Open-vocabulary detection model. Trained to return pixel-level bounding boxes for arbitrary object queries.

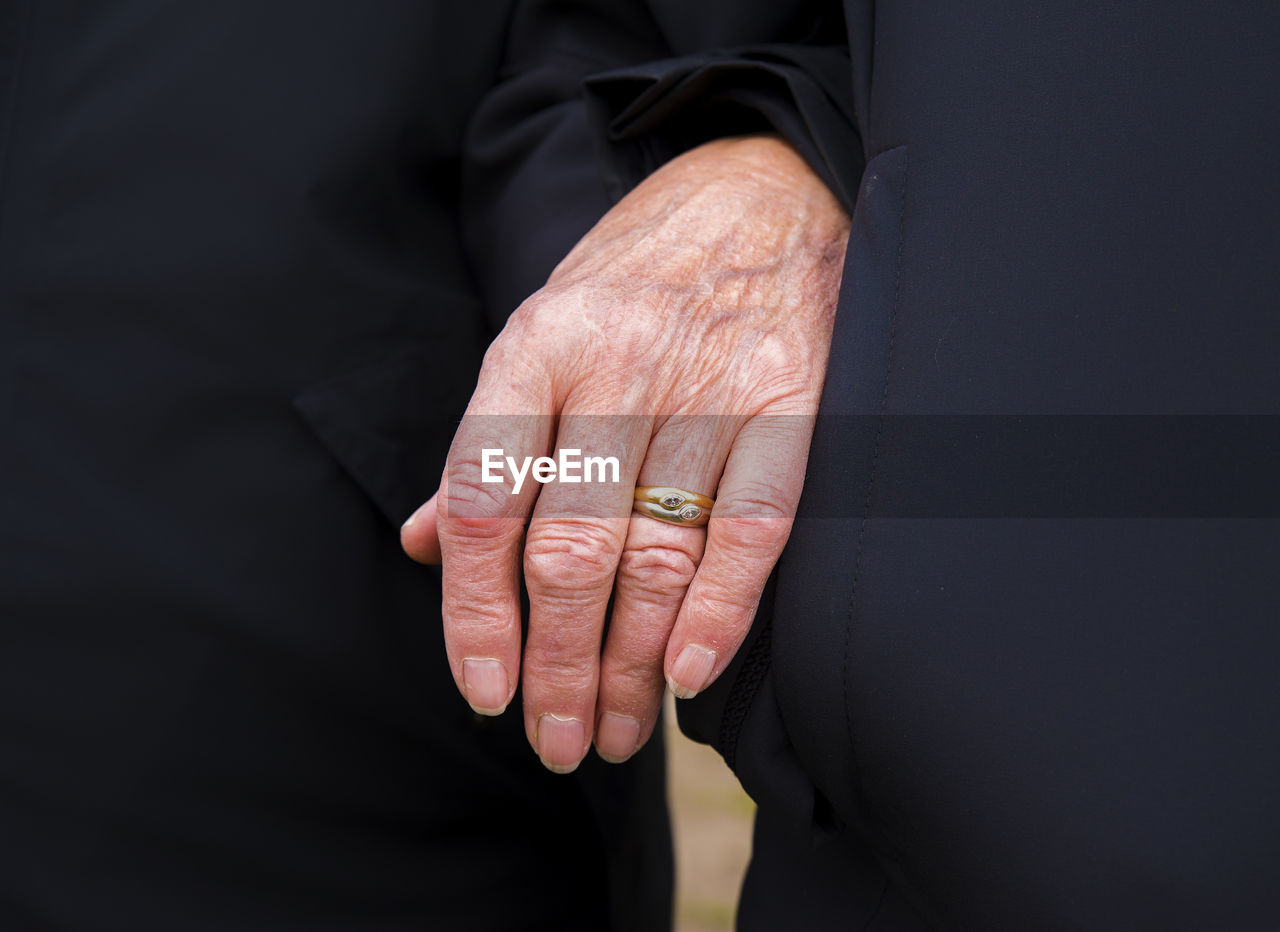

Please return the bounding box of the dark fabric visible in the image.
[588,2,1280,929]
[584,45,862,212]
[0,2,675,929]
[463,0,855,316]
[7,0,1279,928]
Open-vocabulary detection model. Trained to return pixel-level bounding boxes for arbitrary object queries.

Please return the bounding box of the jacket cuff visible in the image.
[584,46,863,212]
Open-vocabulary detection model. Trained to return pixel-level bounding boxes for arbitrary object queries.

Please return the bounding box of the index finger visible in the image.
[438,398,554,715]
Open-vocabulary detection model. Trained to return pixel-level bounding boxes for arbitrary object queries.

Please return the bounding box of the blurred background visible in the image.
[664,695,754,932]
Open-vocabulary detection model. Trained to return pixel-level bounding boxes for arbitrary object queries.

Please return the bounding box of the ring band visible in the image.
[633,486,715,528]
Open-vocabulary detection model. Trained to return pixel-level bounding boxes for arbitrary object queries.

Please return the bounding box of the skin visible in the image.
[401,134,850,773]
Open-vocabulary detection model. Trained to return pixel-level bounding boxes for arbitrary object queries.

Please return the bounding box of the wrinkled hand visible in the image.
[401,135,849,772]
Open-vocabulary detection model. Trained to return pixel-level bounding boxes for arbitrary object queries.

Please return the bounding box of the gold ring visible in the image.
[633,486,715,528]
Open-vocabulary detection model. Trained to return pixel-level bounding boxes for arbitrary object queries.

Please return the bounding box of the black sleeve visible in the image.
[461,0,863,325]
[584,42,862,212]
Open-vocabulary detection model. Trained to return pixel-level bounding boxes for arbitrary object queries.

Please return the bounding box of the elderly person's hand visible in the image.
[401,135,848,772]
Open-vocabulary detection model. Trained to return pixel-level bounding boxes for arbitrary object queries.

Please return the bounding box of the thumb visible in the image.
[401,490,442,564]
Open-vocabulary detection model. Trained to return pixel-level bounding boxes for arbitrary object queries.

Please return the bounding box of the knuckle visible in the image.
[476,334,512,374]
[735,344,820,407]
[503,293,589,361]
[711,519,791,566]
[443,599,518,646]
[440,468,518,538]
[522,646,597,695]
[597,674,663,720]
[688,586,756,640]
[447,612,516,648]
[745,331,801,374]
[478,319,544,371]
[723,480,796,522]
[523,521,619,595]
[532,624,600,670]
[617,543,699,596]
[714,491,795,549]
[601,643,666,689]
[503,291,550,330]
[524,607,600,673]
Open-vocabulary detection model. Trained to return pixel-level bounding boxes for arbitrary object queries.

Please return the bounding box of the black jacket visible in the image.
[4,0,1278,929]
[0,2,683,929]
[581,1,1280,928]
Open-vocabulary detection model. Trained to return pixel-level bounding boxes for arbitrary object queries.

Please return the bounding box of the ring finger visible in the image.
[593,414,741,762]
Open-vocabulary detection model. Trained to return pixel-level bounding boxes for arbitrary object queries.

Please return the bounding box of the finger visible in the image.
[665,414,814,699]
[520,414,650,772]
[594,519,704,762]
[439,398,554,717]
[593,415,736,762]
[401,490,442,565]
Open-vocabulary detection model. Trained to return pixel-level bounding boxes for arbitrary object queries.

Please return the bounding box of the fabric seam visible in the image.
[841,146,907,775]
[717,607,773,769]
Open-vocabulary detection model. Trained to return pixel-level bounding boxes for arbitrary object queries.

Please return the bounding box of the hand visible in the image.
[401,135,849,772]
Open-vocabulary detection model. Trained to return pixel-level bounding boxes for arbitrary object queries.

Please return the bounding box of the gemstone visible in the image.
[660,493,684,509]
[678,505,702,522]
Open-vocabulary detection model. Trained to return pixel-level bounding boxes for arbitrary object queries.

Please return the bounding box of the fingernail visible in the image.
[401,509,418,530]
[462,658,509,715]
[537,714,586,774]
[668,644,717,699]
[595,713,641,763]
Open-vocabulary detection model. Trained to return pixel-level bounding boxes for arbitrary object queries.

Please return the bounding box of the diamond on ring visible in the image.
[633,486,715,529]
